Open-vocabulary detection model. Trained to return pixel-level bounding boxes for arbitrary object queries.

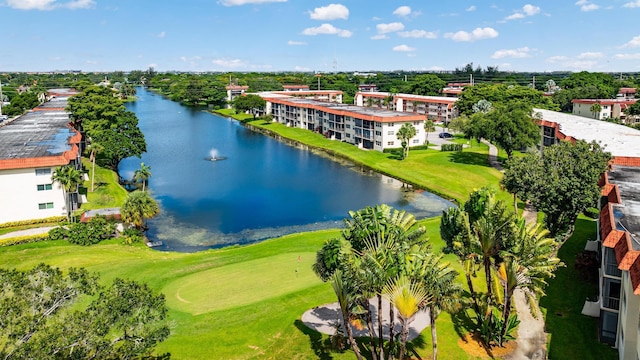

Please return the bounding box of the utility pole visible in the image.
[470,74,474,86]
[532,75,536,89]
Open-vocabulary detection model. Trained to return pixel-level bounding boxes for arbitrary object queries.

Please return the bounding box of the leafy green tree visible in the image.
[133,162,152,192]
[624,101,640,117]
[531,140,611,237]
[456,84,557,116]
[67,86,146,170]
[52,165,84,221]
[467,101,541,158]
[396,122,417,159]
[404,74,446,96]
[501,152,543,213]
[232,94,266,119]
[330,270,364,360]
[0,264,169,359]
[121,190,160,230]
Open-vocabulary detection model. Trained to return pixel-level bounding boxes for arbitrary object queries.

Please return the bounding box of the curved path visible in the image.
[302,298,430,341]
[0,227,55,240]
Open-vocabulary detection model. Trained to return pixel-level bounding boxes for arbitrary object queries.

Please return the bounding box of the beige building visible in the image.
[354,92,458,123]
[572,99,638,124]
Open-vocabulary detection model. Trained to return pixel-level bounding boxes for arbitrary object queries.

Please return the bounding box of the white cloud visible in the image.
[428,66,445,71]
[575,1,600,11]
[614,53,640,59]
[7,0,94,10]
[577,51,604,59]
[523,4,541,15]
[623,0,640,8]
[393,44,415,52]
[370,34,388,40]
[393,6,411,16]
[156,31,166,38]
[212,58,247,68]
[294,66,310,71]
[491,47,532,59]
[505,4,540,20]
[466,5,476,11]
[444,27,498,42]
[308,4,349,20]
[219,0,286,6]
[180,56,187,62]
[622,35,640,48]
[302,23,353,37]
[546,55,569,63]
[376,22,405,34]
[398,30,437,39]
[287,40,307,45]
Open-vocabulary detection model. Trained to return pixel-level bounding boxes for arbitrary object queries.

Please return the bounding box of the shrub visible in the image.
[121,228,144,245]
[48,226,68,241]
[0,234,49,247]
[441,143,463,152]
[67,216,116,246]
[0,216,66,229]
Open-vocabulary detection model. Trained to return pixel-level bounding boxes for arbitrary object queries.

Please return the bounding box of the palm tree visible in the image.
[52,165,84,221]
[420,254,463,360]
[331,270,364,360]
[86,140,104,192]
[133,162,152,192]
[590,103,602,119]
[383,275,431,360]
[120,190,159,230]
[498,218,562,338]
[396,123,417,160]
[424,119,435,145]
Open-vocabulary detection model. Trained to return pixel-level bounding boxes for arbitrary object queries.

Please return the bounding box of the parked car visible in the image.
[439,132,453,139]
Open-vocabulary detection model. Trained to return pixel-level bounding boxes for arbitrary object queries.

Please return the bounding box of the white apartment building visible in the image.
[354,92,458,123]
[0,94,82,224]
[262,95,427,152]
[572,99,638,124]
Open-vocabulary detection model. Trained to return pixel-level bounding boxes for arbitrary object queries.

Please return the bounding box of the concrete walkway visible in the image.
[481,140,547,360]
[0,227,55,240]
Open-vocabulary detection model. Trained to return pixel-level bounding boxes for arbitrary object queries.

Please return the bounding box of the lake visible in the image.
[119,88,454,251]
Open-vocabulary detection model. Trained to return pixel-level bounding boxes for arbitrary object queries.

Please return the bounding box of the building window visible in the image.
[346,134,351,138]
[387,141,394,146]
[37,184,53,191]
[388,131,394,135]
[35,168,51,176]
[375,141,382,146]
[375,131,382,136]
[38,202,54,210]
[412,139,420,144]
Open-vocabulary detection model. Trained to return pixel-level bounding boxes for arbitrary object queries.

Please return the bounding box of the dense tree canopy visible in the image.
[0,264,169,359]
[456,84,558,116]
[501,140,612,237]
[232,94,266,119]
[67,86,146,170]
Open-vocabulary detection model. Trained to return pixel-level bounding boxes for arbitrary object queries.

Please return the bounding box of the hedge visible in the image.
[0,216,66,229]
[441,143,463,152]
[0,233,49,247]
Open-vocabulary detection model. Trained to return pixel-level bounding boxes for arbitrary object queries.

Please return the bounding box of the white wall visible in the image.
[618,271,640,360]
[0,167,66,223]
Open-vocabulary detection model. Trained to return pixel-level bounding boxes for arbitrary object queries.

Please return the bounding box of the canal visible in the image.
[119,88,454,251]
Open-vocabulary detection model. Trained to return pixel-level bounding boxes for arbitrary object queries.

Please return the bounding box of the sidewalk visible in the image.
[0,227,55,240]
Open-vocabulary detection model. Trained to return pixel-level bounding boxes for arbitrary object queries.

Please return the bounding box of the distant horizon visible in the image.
[3,1,640,73]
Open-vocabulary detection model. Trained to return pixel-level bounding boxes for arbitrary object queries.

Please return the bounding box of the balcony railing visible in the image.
[602,296,620,310]
[604,263,622,277]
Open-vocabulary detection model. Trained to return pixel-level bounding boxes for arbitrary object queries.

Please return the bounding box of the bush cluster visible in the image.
[0,234,49,247]
[49,216,116,246]
[0,216,66,229]
[441,143,463,152]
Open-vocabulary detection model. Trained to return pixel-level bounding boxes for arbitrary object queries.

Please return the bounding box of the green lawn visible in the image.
[246,120,505,205]
[81,158,128,210]
[540,217,617,360]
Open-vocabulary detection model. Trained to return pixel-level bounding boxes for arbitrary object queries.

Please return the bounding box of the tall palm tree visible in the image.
[424,119,435,145]
[498,218,562,338]
[396,123,417,160]
[86,140,104,192]
[120,190,159,230]
[420,254,463,360]
[133,162,152,192]
[331,270,364,360]
[383,275,431,360]
[52,165,84,221]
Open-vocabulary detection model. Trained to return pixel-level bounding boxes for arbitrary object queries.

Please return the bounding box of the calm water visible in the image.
[119,88,454,251]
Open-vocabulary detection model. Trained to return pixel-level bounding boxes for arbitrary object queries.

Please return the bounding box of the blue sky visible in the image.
[2,0,640,73]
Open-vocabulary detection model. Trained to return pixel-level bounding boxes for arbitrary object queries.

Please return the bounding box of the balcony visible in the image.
[602,295,620,310]
[604,263,622,278]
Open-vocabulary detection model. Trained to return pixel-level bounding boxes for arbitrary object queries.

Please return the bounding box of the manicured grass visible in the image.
[247,120,505,204]
[213,108,254,121]
[81,158,128,210]
[540,217,617,360]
